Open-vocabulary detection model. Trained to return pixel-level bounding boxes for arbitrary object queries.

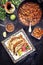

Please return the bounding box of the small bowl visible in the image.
[4,2,15,14]
[31,26,43,40]
[5,23,15,32]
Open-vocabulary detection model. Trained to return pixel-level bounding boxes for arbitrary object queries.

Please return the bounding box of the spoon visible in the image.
[28,22,32,33]
[25,19,32,33]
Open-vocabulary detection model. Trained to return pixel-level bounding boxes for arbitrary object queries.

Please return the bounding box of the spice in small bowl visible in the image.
[5,23,15,32]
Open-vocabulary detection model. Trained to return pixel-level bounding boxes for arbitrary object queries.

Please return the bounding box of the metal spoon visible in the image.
[28,22,32,33]
[25,19,32,33]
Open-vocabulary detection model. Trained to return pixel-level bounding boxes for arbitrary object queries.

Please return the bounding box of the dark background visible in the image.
[0,0,43,65]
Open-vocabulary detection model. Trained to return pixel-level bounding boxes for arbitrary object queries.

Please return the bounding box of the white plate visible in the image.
[1,29,35,63]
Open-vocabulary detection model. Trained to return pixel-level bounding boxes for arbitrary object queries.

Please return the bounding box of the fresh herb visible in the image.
[0,6,6,21]
[11,0,22,8]
[1,0,8,4]
[26,45,29,49]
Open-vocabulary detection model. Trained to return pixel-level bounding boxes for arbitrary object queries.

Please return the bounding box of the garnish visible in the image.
[11,0,22,8]
[22,45,26,52]
[18,49,22,56]
[0,6,6,21]
[26,45,30,49]
[3,31,7,37]
[1,0,8,5]
[10,14,16,21]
